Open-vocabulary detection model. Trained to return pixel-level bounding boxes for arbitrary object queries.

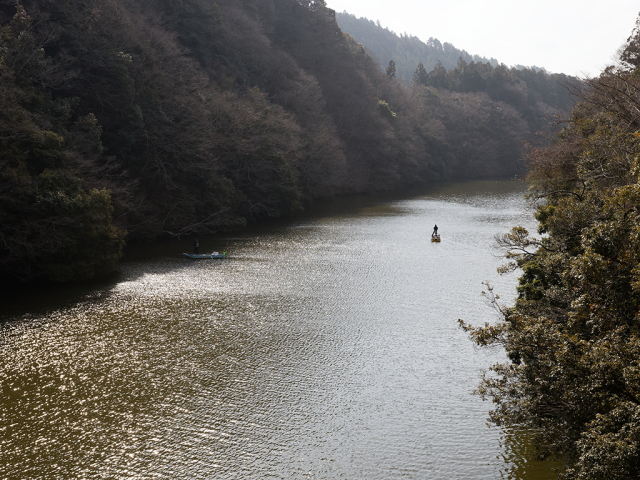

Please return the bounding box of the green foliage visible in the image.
[0,2,125,283]
[34,178,126,282]
[0,167,125,282]
[462,15,640,479]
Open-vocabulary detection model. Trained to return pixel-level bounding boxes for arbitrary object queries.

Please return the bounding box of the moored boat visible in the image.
[183,252,226,259]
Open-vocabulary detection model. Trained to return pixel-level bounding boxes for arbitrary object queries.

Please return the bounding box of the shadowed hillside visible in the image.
[0,0,578,283]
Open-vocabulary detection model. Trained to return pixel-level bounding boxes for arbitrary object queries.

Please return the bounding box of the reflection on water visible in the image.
[1,181,558,479]
[501,429,565,479]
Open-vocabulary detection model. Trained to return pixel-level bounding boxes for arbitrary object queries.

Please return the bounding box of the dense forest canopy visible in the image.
[0,0,577,284]
[461,14,640,480]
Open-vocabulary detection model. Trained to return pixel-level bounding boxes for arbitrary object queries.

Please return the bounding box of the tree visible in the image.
[0,3,125,283]
[461,14,640,479]
[412,62,428,86]
[428,60,448,88]
[386,59,396,78]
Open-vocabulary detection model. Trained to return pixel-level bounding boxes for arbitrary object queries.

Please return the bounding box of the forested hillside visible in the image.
[336,11,499,82]
[0,0,577,284]
[462,15,640,480]
[336,11,577,139]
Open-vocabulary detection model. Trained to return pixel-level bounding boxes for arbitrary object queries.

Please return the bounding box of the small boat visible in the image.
[183,252,226,259]
[431,235,441,242]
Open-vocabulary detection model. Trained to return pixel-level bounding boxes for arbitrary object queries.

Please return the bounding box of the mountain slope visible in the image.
[335,12,499,83]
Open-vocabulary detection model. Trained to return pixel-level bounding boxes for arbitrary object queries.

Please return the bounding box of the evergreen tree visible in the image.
[429,60,448,88]
[386,59,396,78]
[412,62,428,85]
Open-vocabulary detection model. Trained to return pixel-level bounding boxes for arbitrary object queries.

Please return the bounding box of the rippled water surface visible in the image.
[1,180,560,479]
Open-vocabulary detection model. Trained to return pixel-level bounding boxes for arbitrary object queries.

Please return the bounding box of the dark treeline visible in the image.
[0,0,577,284]
[462,15,640,480]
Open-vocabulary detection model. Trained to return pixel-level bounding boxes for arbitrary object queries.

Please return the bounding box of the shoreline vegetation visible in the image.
[0,0,576,285]
[462,15,640,480]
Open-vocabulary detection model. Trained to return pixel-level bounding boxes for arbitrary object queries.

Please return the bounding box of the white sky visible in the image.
[325,0,640,77]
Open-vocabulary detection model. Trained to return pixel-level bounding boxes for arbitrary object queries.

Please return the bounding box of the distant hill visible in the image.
[335,11,576,128]
[336,12,500,82]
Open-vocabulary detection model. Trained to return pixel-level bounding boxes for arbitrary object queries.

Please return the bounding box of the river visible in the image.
[0,180,560,479]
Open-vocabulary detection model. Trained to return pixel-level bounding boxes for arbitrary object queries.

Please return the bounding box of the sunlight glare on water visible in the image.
[0,180,558,479]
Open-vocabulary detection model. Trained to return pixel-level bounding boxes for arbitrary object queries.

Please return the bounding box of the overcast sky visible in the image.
[325,0,639,77]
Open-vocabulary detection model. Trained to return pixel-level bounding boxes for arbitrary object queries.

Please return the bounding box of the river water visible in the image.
[0,180,560,479]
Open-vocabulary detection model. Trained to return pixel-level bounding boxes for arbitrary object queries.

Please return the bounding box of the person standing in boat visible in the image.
[194,239,199,254]
[432,225,438,237]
